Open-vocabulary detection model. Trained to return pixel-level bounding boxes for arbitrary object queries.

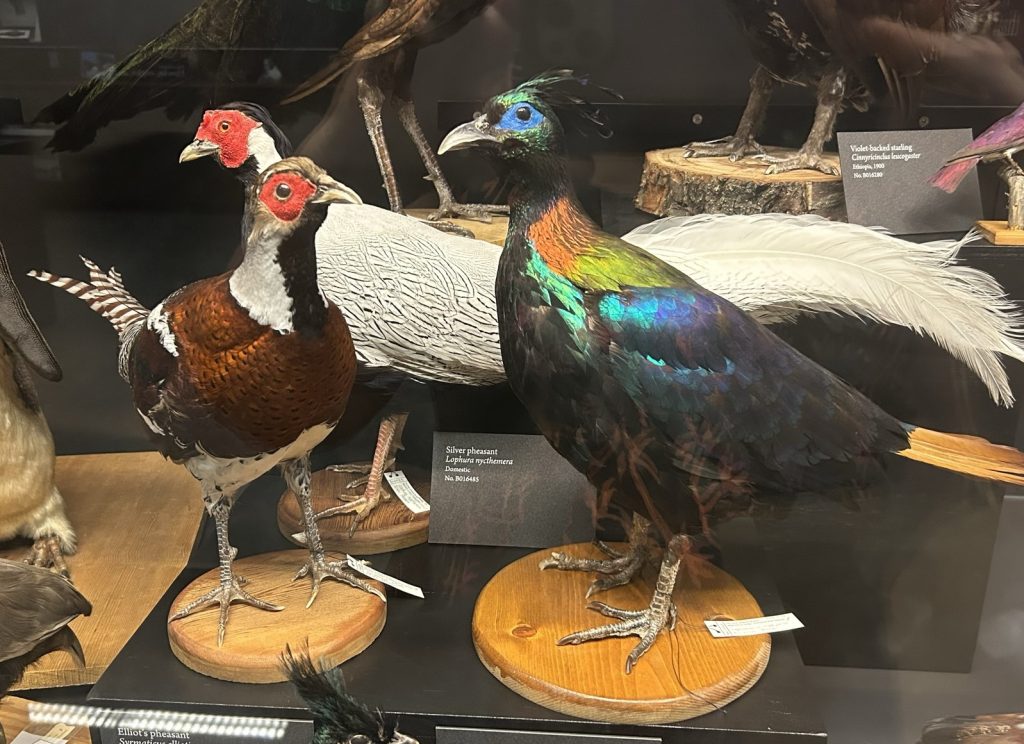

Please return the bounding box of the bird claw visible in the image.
[294,556,386,608]
[557,600,679,674]
[169,575,283,646]
[683,136,766,161]
[429,201,509,224]
[539,542,646,598]
[759,152,840,176]
[26,535,70,578]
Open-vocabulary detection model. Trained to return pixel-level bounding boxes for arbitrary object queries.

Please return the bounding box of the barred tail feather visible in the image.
[898,426,1024,485]
[930,158,979,193]
[28,258,148,336]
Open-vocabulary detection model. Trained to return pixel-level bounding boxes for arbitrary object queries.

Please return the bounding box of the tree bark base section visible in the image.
[635,147,846,220]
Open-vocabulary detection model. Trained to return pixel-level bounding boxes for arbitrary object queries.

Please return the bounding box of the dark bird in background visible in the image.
[284,650,416,744]
[0,243,76,575]
[440,72,1024,671]
[36,0,502,223]
[685,0,1004,175]
[921,714,1024,744]
[0,559,91,743]
[931,99,1024,192]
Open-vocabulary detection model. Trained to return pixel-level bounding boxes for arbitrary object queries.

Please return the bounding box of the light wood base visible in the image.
[0,696,90,744]
[976,220,1024,246]
[407,209,509,246]
[473,543,770,724]
[168,550,386,683]
[0,452,204,690]
[278,467,430,555]
[636,147,845,219]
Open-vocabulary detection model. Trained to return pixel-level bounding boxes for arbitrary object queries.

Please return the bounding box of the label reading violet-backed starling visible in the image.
[838,128,983,234]
[429,433,596,548]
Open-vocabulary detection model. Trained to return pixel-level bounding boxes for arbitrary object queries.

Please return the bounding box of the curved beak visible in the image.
[312,175,363,206]
[178,139,220,164]
[438,115,498,155]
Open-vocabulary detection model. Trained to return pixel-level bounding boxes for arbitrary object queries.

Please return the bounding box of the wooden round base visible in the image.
[473,543,770,724]
[278,467,430,555]
[635,146,845,220]
[168,550,386,683]
[977,220,1024,246]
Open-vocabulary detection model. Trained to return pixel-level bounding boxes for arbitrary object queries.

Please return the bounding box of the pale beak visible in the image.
[178,139,220,163]
[438,115,498,155]
[312,175,363,205]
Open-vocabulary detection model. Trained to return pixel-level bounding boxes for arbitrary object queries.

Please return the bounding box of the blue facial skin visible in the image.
[497,102,545,132]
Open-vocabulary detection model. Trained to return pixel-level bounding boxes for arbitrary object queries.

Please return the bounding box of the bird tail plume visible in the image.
[898,426,1024,485]
[930,158,979,193]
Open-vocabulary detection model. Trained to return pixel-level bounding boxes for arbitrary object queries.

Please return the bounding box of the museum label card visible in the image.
[429,433,595,548]
[837,129,983,234]
[438,728,660,744]
[705,612,805,638]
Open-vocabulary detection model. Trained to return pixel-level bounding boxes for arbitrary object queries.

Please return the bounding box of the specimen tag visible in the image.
[346,555,424,598]
[705,613,804,638]
[385,471,430,514]
[10,732,68,744]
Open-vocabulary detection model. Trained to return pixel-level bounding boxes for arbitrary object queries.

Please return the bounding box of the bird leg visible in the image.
[557,533,686,674]
[684,65,775,160]
[540,513,654,598]
[169,498,282,646]
[316,412,409,536]
[760,67,846,176]
[286,457,386,608]
[358,76,404,214]
[395,97,509,225]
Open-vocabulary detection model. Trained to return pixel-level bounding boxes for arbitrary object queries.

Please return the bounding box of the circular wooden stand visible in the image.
[278,466,430,555]
[168,550,386,683]
[977,220,1024,246]
[473,543,771,724]
[635,146,845,220]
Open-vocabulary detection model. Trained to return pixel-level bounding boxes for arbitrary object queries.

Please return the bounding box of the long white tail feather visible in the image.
[624,213,1024,407]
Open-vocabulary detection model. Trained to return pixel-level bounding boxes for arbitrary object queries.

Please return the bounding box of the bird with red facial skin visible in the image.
[30,157,383,645]
[931,100,1024,192]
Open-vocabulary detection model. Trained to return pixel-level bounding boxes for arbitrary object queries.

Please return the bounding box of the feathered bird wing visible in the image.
[622,214,1024,407]
[0,242,60,384]
[0,559,91,664]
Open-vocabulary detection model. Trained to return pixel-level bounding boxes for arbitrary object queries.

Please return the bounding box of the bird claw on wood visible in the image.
[539,543,647,598]
[683,135,766,161]
[294,556,386,608]
[428,201,509,225]
[169,575,283,647]
[557,599,679,674]
[758,151,840,176]
[27,535,70,578]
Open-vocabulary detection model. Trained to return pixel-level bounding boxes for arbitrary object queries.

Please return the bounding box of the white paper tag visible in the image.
[384,471,430,514]
[11,731,68,744]
[704,613,804,638]
[346,555,425,598]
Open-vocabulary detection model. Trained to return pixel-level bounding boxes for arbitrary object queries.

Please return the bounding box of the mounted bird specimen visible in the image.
[0,243,76,575]
[931,100,1024,193]
[440,72,1024,671]
[284,649,417,744]
[35,0,502,224]
[685,0,1003,174]
[30,158,383,645]
[179,102,1024,530]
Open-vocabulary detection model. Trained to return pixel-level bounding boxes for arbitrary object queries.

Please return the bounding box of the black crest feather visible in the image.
[510,69,622,138]
[283,647,399,744]
[219,101,295,157]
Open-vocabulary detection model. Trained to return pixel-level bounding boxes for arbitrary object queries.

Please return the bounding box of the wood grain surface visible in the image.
[278,466,430,555]
[168,550,386,683]
[406,209,509,246]
[635,147,846,219]
[473,543,771,724]
[977,220,1024,246]
[0,451,204,690]
[0,696,90,743]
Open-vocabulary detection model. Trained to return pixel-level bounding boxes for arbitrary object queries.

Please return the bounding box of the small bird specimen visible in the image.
[284,649,417,744]
[930,99,1024,193]
[31,157,383,644]
[686,0,1000,174]
[0,243,76,575]
[440,72,1024,672]
[35,0,501,223]
[0,559,91,709]
[921,713,1024,744]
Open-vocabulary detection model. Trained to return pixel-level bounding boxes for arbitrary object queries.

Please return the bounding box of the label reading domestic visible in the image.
[384,471,430,514]
[346,555,425,598]
[705,613,804,638]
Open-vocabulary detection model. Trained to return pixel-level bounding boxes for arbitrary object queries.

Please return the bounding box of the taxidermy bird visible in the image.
[0,243,76,575]
[440,72,1024,672]
[284,650,417,744]
[35,0,501,223]
[176,102,1024,529]
[686,0,1001,174]
[0,559,91,744]
[30,158,383,645]
[931,99,1024,192]
[921,714,1024,744]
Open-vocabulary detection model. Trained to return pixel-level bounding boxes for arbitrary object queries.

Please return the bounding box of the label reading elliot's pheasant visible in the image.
[705,613,804,638]
[384,471,430,514]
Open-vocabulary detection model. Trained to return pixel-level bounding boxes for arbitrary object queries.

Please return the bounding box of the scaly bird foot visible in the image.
[759,151,840,176]
[294,555,386,608]
[539,542,647,598]
[169,573,283,647]
[315,460,393,531]
[428,200,509,225]
[558,600,679,674]
[27,535,70,578]
[683,135,766,161]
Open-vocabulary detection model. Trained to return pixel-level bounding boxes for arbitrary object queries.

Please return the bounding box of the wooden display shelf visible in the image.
[407,209,509,246]
[0,451,204,690]
[0,696,90,744]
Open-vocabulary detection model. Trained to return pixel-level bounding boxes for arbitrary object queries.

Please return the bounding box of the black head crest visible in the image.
[508,69,622,138]
[219,101,295,157]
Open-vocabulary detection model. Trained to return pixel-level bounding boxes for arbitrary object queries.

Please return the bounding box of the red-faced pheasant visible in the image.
[30,157,381,644]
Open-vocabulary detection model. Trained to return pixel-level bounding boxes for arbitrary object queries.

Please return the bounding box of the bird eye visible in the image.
[274,182,292,200]
[515,105,532,122]
[219,120,230,132]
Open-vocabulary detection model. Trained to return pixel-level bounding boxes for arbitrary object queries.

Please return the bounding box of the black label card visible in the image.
[437,728,660,744]
[96,719,312,744]
[429,433,595,548]
[837,129,983,234]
